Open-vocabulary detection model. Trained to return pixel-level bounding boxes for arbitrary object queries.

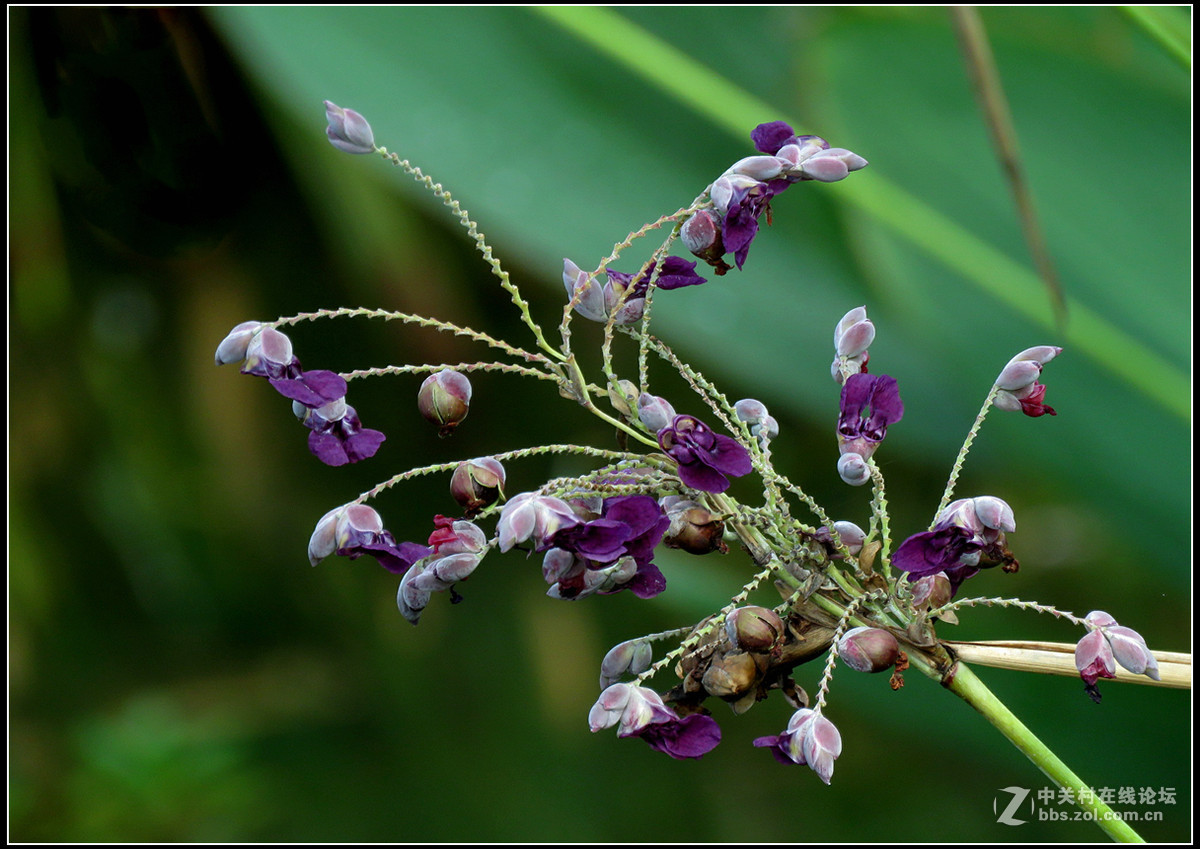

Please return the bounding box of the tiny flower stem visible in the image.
[867,460,894,578]
[929,594,1085,625]
[812,592,882,712]
[272,306,555,369]
[377,149,565,363]
[641,333,741,435]
[937,661,1147,843]
[341,361,560,383]
[931,383,1000,526]
[765,472,836,538]
[353,443,650,503]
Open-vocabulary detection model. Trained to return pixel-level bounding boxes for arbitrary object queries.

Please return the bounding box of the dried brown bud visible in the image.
[725,606,785,653]
[701,650,762,698]
[663,500,727,555]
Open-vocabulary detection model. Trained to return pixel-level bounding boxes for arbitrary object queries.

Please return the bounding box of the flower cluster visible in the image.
[499,493,671,600]
[216,321,386,466]
[211,101,1173,817]
[398,516,489,624]
[685,121,868,272]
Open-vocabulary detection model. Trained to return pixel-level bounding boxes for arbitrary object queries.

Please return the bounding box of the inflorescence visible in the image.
[214,101,1160,784]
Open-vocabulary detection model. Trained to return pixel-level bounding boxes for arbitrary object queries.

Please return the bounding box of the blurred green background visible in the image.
[9,6,1190,842]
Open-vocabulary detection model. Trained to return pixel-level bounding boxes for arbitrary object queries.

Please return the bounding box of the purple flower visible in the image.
[892,526,983,589]
[281,371,385,466]
[837,373,903,460]
[754,707,843,783]
[216,322,387,466]
[589,683,721,760]
[711,174,775,270]
[658,415,753,494]
[308,503,431,575]
[563,258,707,325]
[700,122,866,273]
[544,495,670,599]
[893,496,1017,594]
[296,397,387,466]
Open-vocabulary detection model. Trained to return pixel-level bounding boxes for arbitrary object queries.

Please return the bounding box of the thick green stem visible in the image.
[939,661,1146,843]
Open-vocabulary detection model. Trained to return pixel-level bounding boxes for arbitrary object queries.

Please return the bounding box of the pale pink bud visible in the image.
[971,496,1016,533]
[1105,626,1160,681]
[802,713,843,784]
[307,506,343,566]
[637,393,677,433]
[324,100,375,155]
[600,639,654,689]
[837,452,871,486]
[563,258,607,322]
[215,320,263,366]
[1075,629,1116,688]
[1084,610,1119,628]
[723,154,786,181]
[838,626,900,673]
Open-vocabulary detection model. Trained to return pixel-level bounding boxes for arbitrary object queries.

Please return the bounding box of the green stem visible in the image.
[941,661,1146,843]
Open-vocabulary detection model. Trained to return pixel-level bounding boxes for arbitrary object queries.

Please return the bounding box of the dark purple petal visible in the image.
[626,563,666,599]
[751,121,797,155]
[861,375,903,439]
[892,527,980,580]
[676,461,733,494]
[839,373,903,443]
[753,734,798,766]
[270,369,349,408]
[343,540,432,574]
[722,202,761,270]
[549,519,632,563]
[655,256,707,290]
[305,406,386,467]
[344,428,386,462]
[309,431,351,466]
[601,496,669,565]
[638,713,721,759]
[707,433,753,477]
[602,495,663,536]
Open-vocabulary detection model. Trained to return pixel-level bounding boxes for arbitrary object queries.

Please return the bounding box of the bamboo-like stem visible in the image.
[940,662,1146,843]
[945,640,1191,689]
